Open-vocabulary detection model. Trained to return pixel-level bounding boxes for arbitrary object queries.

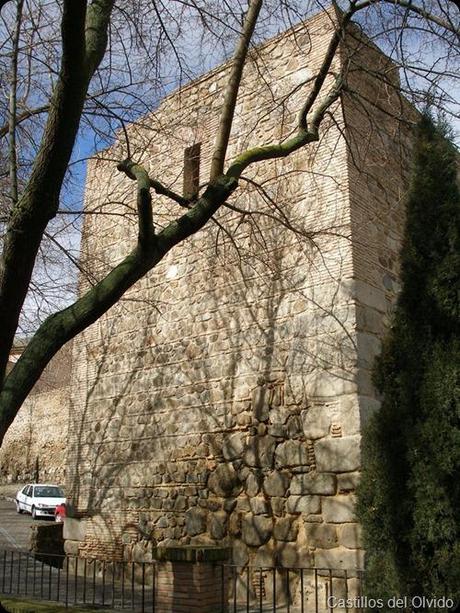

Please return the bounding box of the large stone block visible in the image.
[263,471,289,497]
[315,436,361,473]
[322,495,356,523]
[275,440,312,469]
[207,463,243,497]
[278,543,312,568]
[286,496,320,515]
[185,508,207,536]
[273,517,298,542]
[305,523,338,549]
[244,436,276,469]
[223,433,245,461]
[254,543,276,567]
[232,539,249,565]
[250,496,270,515]
[314,546,364,571]
[301,405,331,439]
[241,514,272,547]
[290,473,336,496]
[338,523,363,549]
[245,471,263,497]
[209,511,228,540]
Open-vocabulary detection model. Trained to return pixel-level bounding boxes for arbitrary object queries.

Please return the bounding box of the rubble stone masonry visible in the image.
[65,9,413,577]
[0,344,71,484]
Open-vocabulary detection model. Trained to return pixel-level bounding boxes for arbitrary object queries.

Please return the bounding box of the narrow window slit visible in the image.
[183,143,201,199]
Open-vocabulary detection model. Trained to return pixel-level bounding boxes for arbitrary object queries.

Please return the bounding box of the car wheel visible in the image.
[31,506,37,520]
[15,500,23,514]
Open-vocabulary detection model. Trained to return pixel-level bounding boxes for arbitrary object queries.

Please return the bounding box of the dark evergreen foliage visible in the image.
[357,114,460,606]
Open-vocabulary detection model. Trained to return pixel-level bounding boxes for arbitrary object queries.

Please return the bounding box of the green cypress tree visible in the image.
[357,114,460,606]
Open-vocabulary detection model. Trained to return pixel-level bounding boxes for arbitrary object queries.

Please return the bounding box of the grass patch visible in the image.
[0,595,114,613]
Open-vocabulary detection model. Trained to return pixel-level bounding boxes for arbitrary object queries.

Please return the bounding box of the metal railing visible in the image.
[223,564,365,613]
[0,548,365,612]
[0,548,155,611]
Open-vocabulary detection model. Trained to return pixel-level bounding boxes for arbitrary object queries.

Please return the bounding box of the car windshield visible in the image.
[34,486,64,498]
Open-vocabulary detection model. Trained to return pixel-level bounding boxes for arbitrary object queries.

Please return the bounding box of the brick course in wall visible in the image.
[64,9,413,575]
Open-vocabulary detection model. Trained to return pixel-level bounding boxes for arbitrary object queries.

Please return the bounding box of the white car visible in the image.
[15,483,66,519]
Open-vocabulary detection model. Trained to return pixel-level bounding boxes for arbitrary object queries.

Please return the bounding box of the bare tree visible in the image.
[0,0,458,444]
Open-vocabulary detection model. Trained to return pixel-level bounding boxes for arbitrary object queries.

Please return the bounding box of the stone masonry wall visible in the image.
[0,343,72,484]
[65,10,411,578]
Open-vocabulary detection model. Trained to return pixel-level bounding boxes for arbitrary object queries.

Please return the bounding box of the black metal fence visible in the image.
[0,548,155,611]
[224,564,365,613]
[0,548,364,612]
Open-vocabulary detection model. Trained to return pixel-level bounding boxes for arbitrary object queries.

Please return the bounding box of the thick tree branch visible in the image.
[210,0,263,180]
[299,6,354,131]
[62,1,87,72]
[117,160,155,245]
[85,0,114,73]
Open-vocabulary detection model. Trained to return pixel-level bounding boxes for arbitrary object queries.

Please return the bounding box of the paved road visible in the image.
[0,492,52,551]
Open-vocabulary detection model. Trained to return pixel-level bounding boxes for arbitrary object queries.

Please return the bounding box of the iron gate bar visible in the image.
[314,568,318,613]
[40,556,44,598]
[74,555,78,603]
[112,561,116,608]
[92,557,96,605]
[131,561,135,610]
[233,565,237,613]
[65,555,69,607]
[32,550,36,596]
[152,564,157,613]
[9,550,13,593]
[259,568,263,612]
[246,566,250,613]
[121,560,125,607]
[328,569,332,613]
[48,557,52,600]
[141,562,145,612]
[25,552,29,597]
[57,557,61,601]
[16,551,20,594]
[220,563,224,613]
[1,550,5,592]
[82,557,87,603]
[102,559,106,606]
[300,568,304,613]
[288,569,292,613]
[345,569,349,613]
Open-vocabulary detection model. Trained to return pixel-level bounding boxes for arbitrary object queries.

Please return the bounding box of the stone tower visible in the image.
[65,8,413,575]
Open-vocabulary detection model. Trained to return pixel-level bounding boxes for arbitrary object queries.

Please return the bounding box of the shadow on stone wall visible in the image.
[65,192,363,591]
